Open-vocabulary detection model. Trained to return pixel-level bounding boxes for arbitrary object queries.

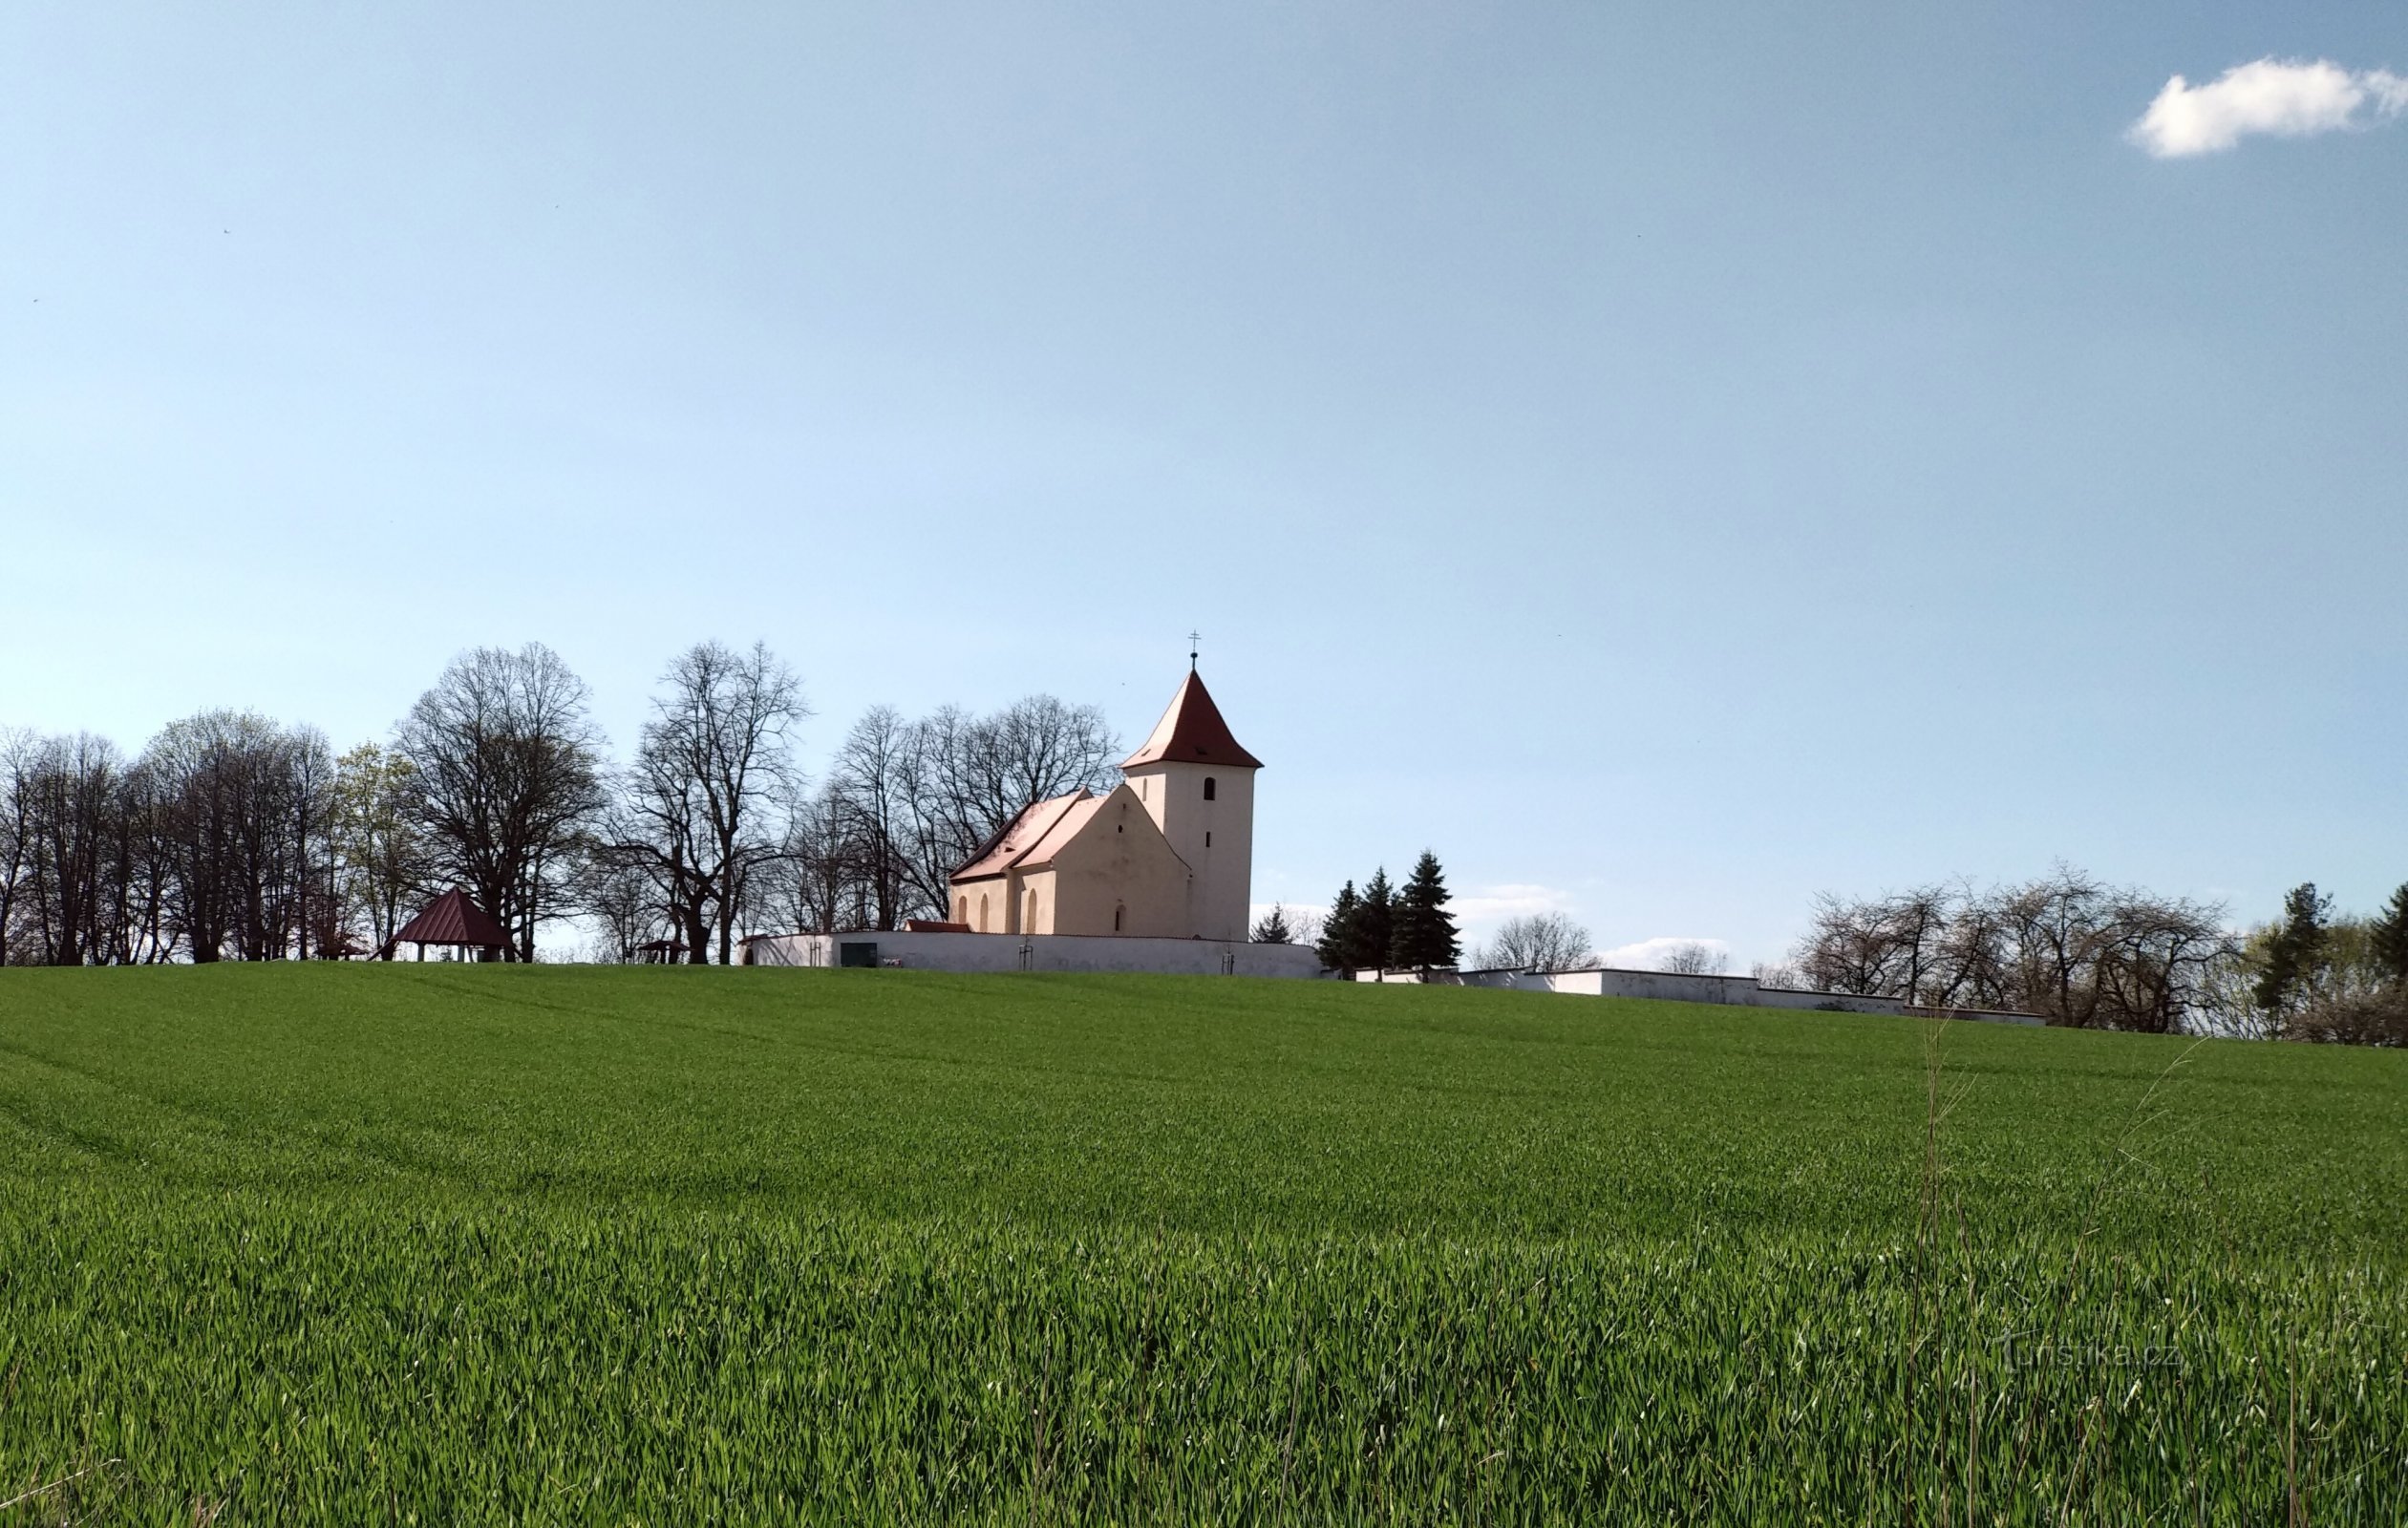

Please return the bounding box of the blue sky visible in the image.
[5,2,2403,963]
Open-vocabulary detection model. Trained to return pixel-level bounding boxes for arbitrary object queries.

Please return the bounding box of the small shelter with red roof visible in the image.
[389,887,513,962]
[948,667,1261,942]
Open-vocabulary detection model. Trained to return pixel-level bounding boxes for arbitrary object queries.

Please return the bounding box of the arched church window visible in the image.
[978,894,989,931]
[1025,890,1037,929]
[954,896,968,923]
[1204,776,1216,800]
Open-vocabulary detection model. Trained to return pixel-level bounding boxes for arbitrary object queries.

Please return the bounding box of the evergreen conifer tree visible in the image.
[2254,881,2332,1017]
[1315,881,1361,969]
[1351,869,1396,971]
[1251,903,1295,944]
[1388,850,1460,968]
[2370,882,2408,987]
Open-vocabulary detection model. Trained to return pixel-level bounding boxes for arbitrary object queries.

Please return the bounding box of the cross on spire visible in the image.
[1188,630,1200,670]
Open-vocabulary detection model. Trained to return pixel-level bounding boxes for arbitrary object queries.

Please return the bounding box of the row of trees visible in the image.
[1789,865,2408,1043]
[0,717,349,966]
[1308,854,1460,971]
[2,640,1126,965]
[1789,866,2229,1032]
[0,645,631,966]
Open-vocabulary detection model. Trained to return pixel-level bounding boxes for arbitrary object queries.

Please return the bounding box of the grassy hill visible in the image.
[2,966,2401,1521]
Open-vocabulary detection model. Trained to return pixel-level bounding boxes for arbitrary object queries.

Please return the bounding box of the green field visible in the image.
[1,966,2401,1523]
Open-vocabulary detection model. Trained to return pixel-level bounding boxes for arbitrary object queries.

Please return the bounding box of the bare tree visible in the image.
[8,733,125,966]
[0,728,32,966]
[1752,961,1804,991]
[138,712,245,962]
[1992,867,2113,1025]
[893,696,1121,922]
[2285,988,2408,1047]
[1660,942,1728,976]
[891,706,980,922]
[979,695,1123,816]
[775,787,862,935]
[1796,885,1953,1001]
[395,644,607,962]
[2190,941,2276,1040]
[2085,887,2232,1034]
[285,725,337,957]
[611,641,807,964]
[136,712,338,962]
[330,743,427,958]
[96,749,174,965]
[1476,912,1595,973]
[574,848,676,964]
[821,705,917,930]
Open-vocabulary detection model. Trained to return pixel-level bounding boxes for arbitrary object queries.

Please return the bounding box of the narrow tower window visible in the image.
[1113,903,1125,932]
[1204,776,1217,800]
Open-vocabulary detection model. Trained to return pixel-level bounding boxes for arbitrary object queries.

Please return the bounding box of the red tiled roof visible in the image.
[394,887,513,949]
[1017,794,1109,866]
[951,791,1092,881]
[1120,669,1262,770]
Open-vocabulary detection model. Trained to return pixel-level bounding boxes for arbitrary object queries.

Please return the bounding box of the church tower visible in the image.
[1119,668,1261,942]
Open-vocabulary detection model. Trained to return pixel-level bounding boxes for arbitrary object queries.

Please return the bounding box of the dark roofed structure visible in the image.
[390,887,513,961]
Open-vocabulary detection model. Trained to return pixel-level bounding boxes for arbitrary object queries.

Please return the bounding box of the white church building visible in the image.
[743,668,1326,977]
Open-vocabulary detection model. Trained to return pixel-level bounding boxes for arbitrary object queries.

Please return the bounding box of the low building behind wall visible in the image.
[742,930,1329,979]
[1366,965,2043,1024]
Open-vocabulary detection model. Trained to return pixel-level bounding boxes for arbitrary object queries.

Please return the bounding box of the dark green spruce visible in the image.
[2370,882,2408,987]
[1388,850,1460,969]
[1315,881,1362,970]
[1350,868,1396,971]
[2254,881,2333,1018]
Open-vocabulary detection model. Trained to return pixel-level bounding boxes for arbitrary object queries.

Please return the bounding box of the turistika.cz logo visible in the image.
[1996,1333,2187,1371]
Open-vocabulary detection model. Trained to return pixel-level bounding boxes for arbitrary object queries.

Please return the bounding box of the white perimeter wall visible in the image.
[745,931,1328,979]
[740,938,2040,1022]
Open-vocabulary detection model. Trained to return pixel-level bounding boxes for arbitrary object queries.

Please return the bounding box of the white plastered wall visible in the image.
[1123,761,1253,942]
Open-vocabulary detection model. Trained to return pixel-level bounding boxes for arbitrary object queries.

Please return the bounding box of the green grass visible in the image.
[1,966,2401,1522]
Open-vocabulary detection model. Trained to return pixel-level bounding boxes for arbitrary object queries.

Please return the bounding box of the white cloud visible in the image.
[2130,58,2408,158]
[1451,883,1575,925]
[1597,936,1732,973]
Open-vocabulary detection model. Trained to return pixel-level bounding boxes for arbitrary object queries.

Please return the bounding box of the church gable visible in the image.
[1037,784,1194,937]
[1039,784,1183,873]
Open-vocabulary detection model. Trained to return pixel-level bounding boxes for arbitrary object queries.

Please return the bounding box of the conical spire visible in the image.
[1120,670,1263,770]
